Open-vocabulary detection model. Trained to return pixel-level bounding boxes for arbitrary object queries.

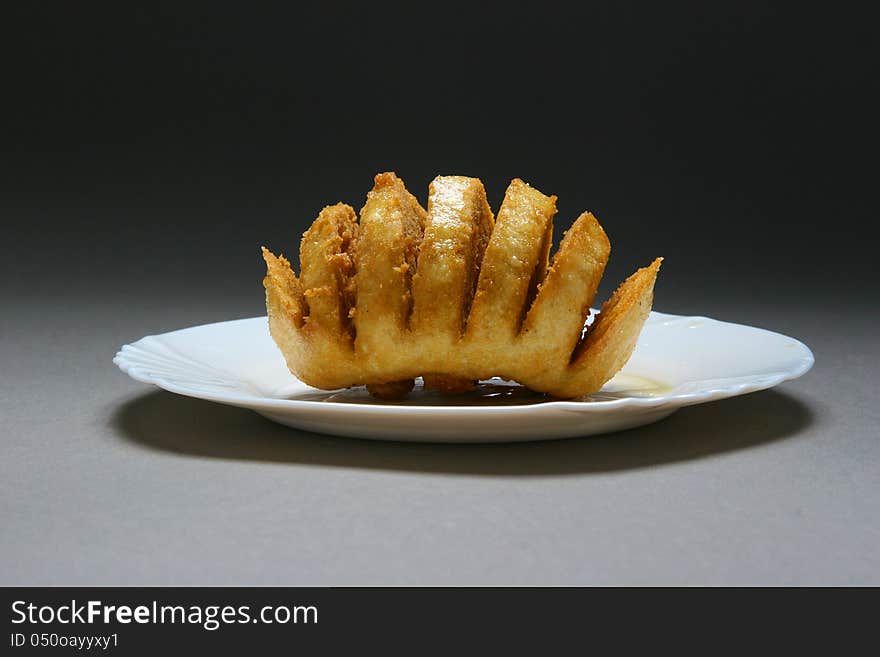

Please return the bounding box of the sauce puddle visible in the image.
[288,374,671,406]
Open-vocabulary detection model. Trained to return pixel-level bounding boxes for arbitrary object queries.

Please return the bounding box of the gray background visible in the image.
[2,294,878,585]
[2,4,877,584]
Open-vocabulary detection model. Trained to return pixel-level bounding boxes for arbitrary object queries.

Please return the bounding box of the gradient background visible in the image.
[1,3,877,584]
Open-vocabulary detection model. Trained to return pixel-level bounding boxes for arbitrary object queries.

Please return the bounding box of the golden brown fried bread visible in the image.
[564,257,663,397]
[299,203,358,345]
[354,172,426,363]
[518,211,610,385]
[263,248,321,385]
[466,179,556,345]
[352,172,427,396]
[411,176,494,340]
[262,172,661,399]
[411,176,494,393]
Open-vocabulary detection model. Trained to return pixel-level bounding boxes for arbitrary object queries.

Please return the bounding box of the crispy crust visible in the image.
[564,258,663,397]
[411,176,494,340]
[353,172,426,381]
[518,211,611,385]
[411,176,494,394]
[262,173,661,398]
[465,179,557,345]
[300,203,358,344]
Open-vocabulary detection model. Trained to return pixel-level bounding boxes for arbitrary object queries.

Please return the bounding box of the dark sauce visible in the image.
[288,376,667,406]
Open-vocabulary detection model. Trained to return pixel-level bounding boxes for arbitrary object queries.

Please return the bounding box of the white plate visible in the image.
[113,312,813,442]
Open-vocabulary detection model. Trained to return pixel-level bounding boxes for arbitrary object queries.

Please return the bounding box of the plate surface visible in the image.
[114,312,813,442]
